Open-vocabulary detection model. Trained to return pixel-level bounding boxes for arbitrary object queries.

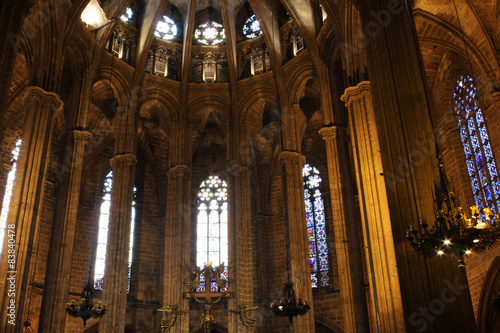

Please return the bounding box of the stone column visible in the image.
[279,151,314,333]
[318,125,369,333]
[38,129,92,332]
[0,86,62,330]
[99,153,136,333]
[99,104,137,333]
[341,81,404,332]
[229,164,255,333]
[162,164,191,333]
[350,0,476,329]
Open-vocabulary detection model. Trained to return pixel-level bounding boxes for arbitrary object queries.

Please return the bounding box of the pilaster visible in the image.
[318,125,369,333]
[0,86,62,331]
[278,151,315,332]
[99,153,137,333]
[229,165,255,333]
[38,129,92,333]
[341,81,404,332]
[162,164,191,333]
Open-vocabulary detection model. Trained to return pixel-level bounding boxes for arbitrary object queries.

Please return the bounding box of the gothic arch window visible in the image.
[302,163,330,288]
[453,75,500,212]
[196,175,228,292]
[128,187,137,293]
[0,139,21,255]
[94,171,136,292]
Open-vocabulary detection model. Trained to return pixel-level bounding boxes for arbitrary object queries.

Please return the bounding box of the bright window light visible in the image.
[81,0,109,30]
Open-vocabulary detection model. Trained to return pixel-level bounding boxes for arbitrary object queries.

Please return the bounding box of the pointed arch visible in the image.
[453,75,500,212]
[302,163,330,288]
[94,171,136,292]
[195,175,229,293]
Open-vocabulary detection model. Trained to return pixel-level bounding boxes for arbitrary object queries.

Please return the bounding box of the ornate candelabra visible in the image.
[270,281,310,324]
[65,270,106,327]
[406,158,500,271]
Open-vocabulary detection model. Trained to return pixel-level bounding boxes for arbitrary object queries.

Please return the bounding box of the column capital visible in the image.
[340,81,371,107]
[110,153,136,169]
[226,162,251,177]
[68,129,92,143]
[23,86,63,112]
[318,125,338,140]
[168,164,191,177]
[279,150,305,165]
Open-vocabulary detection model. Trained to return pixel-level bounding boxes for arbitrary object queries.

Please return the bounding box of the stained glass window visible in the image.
[155,16,178,40]
[194,22,226,45]
[94,172,136,292]
[0,139,21,256]
[196,175,228,292]
[120,7,134,22]
[94,171,113,290]
[128,187,136,293]
[453,75,500,213]
[303,164,329,288]
[243,15,262,39]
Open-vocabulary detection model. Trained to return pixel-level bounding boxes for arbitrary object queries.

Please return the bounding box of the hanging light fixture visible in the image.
[65,270,107,327]
[270,258,310,324]
[270,281,310,324]
[404,0,500,271]
[406,156,500,271]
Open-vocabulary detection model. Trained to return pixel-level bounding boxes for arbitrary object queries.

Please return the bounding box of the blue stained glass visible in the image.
[217,266,229,292]
[305,199,312,213]
[121,7,134,22]
[320,271,329,287]
[302,163,329,288]
[196,273,206,293]
[314,197,324,212]
[315,212,325,226]
[310,257,317,271]
[306,213,314,227]
[243,14,262,39]
[319,258,329,270]
[307,228,315,241]
[94,277,104,290]
[309,240,316,252]
[311,273,318,288]
[454,75,499,215]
